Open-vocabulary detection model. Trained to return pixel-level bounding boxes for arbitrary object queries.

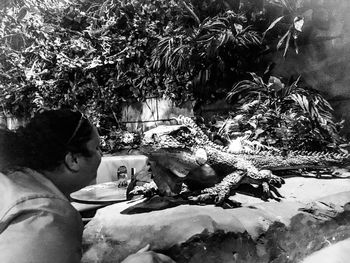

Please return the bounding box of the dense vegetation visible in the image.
[0,0,300,120]
[0,0,347,152]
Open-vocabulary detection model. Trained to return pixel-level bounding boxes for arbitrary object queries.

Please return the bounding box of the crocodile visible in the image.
[128,116,349,206]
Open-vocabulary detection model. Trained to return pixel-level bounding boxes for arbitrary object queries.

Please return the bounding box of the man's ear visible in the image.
[64,152,80,172]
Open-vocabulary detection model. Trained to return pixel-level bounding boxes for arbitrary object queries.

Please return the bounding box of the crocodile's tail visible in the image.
[288,150,349,159]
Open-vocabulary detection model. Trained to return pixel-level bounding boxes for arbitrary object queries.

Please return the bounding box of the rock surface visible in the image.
[301,237,350,263]
[82,177,350,263]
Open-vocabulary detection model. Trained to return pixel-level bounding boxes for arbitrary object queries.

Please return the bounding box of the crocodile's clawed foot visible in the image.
[214,191,242,207]
[261,182,283,201]
[221,199,242,209]
[187,193,241,208]
[244,170,285,201]
[127,181,158,200]
[264,171,285,201]
[259,170,285,188]
[268,175,285,188]
[188,193,214,204]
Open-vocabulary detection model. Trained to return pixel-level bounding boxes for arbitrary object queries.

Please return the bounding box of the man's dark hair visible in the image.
[0,109,93,172]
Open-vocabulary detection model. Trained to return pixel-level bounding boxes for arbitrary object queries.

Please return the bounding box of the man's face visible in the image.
[76,126,102,189]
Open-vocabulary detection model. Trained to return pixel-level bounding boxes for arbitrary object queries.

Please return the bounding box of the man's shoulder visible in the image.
[0,169,54,199]
[0,170,74,221]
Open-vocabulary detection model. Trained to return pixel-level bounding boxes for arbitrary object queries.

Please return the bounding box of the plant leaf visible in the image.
[263,16,284,38]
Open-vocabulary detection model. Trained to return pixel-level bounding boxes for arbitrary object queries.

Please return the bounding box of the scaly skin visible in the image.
[129,116,349,206]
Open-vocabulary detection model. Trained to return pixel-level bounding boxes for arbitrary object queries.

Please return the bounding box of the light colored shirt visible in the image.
[0,168,83,263]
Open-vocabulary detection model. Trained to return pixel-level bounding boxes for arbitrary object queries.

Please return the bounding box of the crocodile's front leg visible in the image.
[187,169,285,206]
[187,171,246,206]
[241,169,285,201]
[234,156,285,201]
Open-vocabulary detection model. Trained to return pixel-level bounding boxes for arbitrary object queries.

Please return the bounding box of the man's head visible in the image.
[19,109,96,169]
[0,109,102,194]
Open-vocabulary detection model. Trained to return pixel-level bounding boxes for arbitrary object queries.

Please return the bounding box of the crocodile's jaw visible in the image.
[140,147,202,195]
[147,160,185,196]
[141,147,201,177]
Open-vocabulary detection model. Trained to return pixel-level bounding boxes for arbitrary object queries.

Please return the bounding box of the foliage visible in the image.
[223,74,346,152]
[0,0,283,123]
[0,0,183,126]
[0,0,346,152]
[100,128,142,153]
[151,9,263,103]
[262,0,305,56]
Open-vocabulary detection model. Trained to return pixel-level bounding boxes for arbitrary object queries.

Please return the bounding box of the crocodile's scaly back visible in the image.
[174,115,350,170]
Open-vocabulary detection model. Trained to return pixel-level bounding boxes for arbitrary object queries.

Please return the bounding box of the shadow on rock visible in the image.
[161,209,350,263]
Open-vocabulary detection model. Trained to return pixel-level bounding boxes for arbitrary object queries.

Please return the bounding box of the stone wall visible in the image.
[121,98,195,132]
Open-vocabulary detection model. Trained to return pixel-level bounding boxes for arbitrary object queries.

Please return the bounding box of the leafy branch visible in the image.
[225,74,346,152]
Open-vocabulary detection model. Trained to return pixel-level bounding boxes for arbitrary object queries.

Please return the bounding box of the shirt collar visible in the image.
[24,168,68,201]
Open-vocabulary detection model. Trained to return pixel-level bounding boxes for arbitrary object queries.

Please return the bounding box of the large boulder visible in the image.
[82,177,350,263]
[302,237,350,263]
